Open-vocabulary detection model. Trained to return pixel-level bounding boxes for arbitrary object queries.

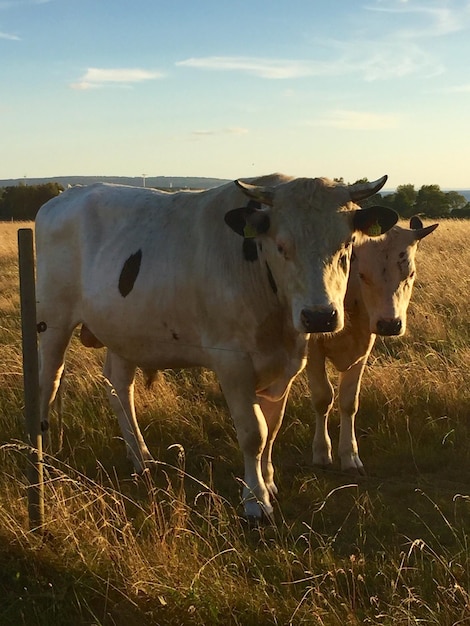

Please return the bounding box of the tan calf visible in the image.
[307,216,438,474]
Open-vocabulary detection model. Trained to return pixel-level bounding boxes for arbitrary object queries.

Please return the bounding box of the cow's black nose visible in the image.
[376,317,402,336]
[301,308,339,333]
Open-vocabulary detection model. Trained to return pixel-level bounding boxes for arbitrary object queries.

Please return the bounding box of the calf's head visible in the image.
[352,216,438,335]
[225,175,398,335]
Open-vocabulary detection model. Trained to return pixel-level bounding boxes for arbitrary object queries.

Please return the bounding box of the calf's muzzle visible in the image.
[301,307,339,334]
[376,317,403,336]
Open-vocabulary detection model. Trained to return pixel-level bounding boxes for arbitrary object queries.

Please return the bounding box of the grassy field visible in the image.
[0,219,469,625]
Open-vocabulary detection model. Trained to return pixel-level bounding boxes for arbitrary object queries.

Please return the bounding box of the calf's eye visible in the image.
[339,252,349,272]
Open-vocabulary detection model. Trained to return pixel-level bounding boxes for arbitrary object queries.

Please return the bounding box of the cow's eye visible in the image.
[276,242,290,259]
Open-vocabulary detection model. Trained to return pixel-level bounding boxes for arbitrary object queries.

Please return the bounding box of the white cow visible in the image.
[35,174,397,520]
[308,216,438,474]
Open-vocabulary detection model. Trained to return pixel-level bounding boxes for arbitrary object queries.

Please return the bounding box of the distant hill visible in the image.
[454,189,470,201]
[0,176,231,190]
[2,177,469,201]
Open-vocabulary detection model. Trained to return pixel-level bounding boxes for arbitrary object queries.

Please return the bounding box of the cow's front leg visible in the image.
[102,350,154,473]
[307,343,334,468]
[258,387,291,500]
[337,356,369,475]
[215,355,272,521]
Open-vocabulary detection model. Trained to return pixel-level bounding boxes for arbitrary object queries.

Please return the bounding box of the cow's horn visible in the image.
[235,180,275,206]
[349,175,388,203]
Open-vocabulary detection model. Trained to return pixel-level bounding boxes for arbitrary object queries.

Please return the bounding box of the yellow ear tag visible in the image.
[367,222,382,237]
[243,224,257,239]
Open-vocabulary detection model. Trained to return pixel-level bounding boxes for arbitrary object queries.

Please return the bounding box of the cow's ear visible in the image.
[353,205,398,237]
[224,205,270,238]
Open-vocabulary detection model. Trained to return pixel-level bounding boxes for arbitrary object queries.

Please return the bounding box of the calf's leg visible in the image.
[307,344,334,468]
[337,356,368,475]
[258,388,291,499]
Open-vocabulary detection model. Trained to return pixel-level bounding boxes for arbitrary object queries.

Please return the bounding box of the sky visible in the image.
[1,0,470,189]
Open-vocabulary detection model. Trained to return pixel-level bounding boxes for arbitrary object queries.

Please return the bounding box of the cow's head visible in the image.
[352,216,438,335]
[225,175,398,335]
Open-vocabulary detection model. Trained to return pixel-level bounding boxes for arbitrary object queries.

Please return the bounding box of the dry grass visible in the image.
[0,219,469,625]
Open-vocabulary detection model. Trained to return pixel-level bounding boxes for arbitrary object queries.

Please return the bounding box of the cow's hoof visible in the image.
[312,462,334,472]
[132,462,158,483]
[343,466,367,478]
[244,511,275,529]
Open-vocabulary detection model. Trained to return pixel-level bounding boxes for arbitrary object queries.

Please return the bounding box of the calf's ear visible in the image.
[409,215,439,241]
[353,205,398,237]
[410,215,423,230]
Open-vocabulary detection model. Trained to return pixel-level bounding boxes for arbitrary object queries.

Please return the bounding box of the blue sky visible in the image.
[1,0,470,188]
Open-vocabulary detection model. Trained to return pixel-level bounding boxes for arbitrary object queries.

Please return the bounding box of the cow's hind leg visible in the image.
[38,327,73,448]
[102,350,154,473]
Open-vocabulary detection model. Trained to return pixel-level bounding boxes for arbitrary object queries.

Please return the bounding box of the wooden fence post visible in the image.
[18,228,44,532]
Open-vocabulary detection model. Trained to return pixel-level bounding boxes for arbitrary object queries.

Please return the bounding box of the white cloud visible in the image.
[0,30,19,39]
[366,1,466,38]
[230,127,249,134]
[191,127,249,138]
[70,67,164,90]
[307,110,400,131]
[176,56,330,79]
[0,0,52,7]
[355,43,442,81]
[177,46,441,82]
[439,84,470,93]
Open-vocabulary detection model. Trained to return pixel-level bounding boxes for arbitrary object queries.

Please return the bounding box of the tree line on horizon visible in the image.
[363,183,470,219]
[0,180,469,222]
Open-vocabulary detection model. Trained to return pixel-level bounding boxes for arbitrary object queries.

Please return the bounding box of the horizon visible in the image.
[2,0,470,188]
[1,174,469,194]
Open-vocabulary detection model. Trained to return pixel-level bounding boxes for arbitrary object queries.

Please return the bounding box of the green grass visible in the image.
[1,220,469,625]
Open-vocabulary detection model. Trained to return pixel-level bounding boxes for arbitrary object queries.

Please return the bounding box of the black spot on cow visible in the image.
[172,331,179,341]
[243,238,258,262]
[265,262,278,294]
[397,258,408,273]
[119,249,142,297]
